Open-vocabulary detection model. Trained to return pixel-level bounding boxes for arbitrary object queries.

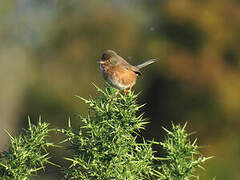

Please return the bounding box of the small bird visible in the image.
[99,50,156,93]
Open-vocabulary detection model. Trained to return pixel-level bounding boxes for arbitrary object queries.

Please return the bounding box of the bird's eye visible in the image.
[102,53,109,61]
[101,54,106,60]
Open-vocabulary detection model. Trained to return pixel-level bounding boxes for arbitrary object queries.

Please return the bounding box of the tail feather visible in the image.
[136,59,157,69]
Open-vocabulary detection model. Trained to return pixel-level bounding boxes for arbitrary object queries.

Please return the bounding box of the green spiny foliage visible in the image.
[0,85,211,180]
[60,85,154,179]
[60,85,212,180]
[0,117,55,180]
[154,123,213,180]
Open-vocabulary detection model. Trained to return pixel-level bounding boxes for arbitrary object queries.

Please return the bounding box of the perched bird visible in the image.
[99,50,156,93]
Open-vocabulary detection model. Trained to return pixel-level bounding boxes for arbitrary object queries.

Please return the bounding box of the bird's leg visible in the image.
[124,85,132,95]
[129,85,133,92]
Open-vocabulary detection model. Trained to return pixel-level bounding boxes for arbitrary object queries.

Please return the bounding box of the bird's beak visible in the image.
[98,61,105,64]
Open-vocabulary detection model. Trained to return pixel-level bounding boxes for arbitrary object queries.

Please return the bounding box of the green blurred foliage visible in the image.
[0,0,240,179]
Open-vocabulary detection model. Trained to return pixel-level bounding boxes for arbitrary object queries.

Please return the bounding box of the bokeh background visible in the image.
[1,0,240,179]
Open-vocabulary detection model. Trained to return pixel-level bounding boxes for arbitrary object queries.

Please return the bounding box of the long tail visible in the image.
[136,59,157,69]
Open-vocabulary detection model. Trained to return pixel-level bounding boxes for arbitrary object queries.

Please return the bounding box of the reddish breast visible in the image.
[111,66,137,86]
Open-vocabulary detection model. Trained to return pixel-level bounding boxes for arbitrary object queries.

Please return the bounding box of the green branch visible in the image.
[60,85,212,180]
[0,117,56,180]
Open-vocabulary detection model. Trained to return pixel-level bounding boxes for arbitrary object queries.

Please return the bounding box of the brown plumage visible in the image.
[99,50,156,92]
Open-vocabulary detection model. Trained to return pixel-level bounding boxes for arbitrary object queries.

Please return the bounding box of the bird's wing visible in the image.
[130,66,141,75]
[118,55,141,75]
[121,64,141,75]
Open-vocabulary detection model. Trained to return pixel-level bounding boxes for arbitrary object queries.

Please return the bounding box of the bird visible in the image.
[99,50,156,93]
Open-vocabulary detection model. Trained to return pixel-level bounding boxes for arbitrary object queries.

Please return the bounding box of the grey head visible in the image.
[101,49,120,66]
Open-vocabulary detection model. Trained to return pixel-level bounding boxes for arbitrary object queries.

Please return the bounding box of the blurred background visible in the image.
[1,0,240,179]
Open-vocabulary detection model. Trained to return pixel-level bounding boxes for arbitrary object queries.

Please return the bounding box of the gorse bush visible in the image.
[0,85,211,179]
[60,85,211,180]
[154,123,212,179]
[60,86,154,179]
[0,117,55,180]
